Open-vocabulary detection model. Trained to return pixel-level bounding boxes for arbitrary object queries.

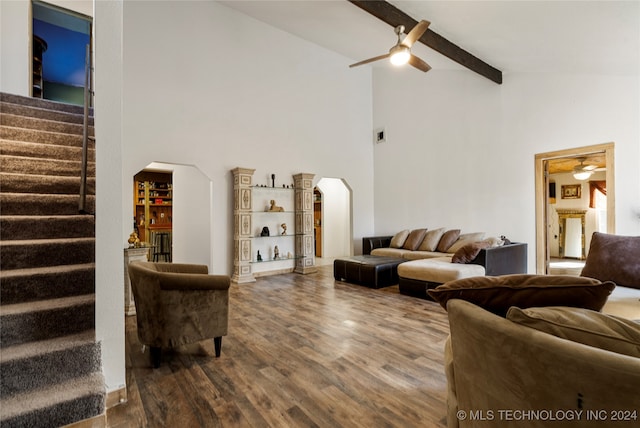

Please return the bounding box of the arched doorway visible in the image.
[314,177,353,264]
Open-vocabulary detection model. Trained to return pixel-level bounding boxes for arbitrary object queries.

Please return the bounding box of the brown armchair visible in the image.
[127,261,230,367]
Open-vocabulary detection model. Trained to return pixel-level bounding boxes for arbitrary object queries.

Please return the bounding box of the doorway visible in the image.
[32,1,92,104]
[314,178,353,265]
[534,143,615,274]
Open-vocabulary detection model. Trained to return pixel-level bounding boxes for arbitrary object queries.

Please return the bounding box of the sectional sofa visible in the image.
[362,228,528,298]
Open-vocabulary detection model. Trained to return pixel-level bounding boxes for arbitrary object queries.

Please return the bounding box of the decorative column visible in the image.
[123,247,150,315]
[231,168,256,283]
[293,173,317,274]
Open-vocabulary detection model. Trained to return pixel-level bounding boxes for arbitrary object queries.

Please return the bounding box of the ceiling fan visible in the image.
[572,157,598,180]
[349,20,432,72]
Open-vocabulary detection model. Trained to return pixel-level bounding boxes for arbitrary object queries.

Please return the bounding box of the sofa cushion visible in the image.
[402,228,428,251]
[390,230,410,248]
[436,229,461,252]
[402,251,448,261]
[398,257,485,283]
[370,248,407,258]
[507,306,640,358]
[446,232,486,254]
[581,232,640,289]
[417,228,445,252]
[428,274,616,317]
[451,241,491,264]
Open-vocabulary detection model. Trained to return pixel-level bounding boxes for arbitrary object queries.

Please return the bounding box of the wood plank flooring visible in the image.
[106,265,450,427]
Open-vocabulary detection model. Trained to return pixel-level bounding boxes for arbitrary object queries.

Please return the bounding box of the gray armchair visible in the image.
[127,261,230,367]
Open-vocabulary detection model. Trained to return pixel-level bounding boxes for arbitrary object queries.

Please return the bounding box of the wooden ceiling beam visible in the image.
[348,0,503,84]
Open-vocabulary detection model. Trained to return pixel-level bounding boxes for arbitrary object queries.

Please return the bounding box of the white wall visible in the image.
[120,0,374,275]
[373,69,640,272]
[94,0,124,396]
[1,0,31,96]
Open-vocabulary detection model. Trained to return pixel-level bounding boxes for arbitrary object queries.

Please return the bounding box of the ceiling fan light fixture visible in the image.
[573,170,593,181]
[389,45,410,66]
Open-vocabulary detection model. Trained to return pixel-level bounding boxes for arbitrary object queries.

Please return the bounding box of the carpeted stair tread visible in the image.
[1,113,94,136]
[0,330,95,363]
[0,92,91,116]
[0,172,96,195]
[1,125,84,147]
[1,331,99,397]
[0,215,95,240]
[0,294,95,347]
[1,193,95,215]
[0,101,94,126]
[1,155,96,176]
[0,372,105,427]
[1,237,95,270]
[0,139,95,161]
[0,263,95,305]
[0,293,95,317]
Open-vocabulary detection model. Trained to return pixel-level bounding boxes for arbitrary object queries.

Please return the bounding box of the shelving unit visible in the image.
[32,36,47,98]
[133,171,172,245]
[231,168,316,283]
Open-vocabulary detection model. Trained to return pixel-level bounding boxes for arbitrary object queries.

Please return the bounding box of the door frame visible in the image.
[534,143,615,274]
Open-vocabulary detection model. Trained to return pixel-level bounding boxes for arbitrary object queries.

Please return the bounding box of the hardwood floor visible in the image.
[106,265,450,427]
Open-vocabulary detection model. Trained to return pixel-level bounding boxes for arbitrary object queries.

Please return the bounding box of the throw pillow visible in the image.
[427,274,616,317]
[581,232,640,289]
[403,228,428,251]
[417,227,445,251]
[483,236,504,247]
[446,232,486,254]
[390,230,410,248]
[436,229,461,253]
[507,306,640,358]
[451,241,491,264]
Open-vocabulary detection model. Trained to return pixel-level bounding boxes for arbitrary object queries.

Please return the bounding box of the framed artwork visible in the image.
[561,184,581,199]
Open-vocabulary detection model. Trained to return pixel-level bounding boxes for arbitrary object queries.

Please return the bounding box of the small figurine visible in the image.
[271,174,275,188]
[257,250,263,262]
[267,200,284,212]
[274,245,280,260]
[261,227,270,237]
[127,231,140,248]
[281,223,287,235]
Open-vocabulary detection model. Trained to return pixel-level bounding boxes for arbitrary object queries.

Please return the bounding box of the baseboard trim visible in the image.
[63,413,106,428]
[106,386,128,409]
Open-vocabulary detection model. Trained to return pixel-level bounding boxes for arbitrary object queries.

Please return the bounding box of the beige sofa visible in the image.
[445,298,640,428]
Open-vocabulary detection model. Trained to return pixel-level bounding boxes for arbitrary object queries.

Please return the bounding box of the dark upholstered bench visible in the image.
[334,255,404,288]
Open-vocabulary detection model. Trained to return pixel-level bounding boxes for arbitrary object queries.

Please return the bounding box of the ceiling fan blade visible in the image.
[401,20,430,48]
[349,53,391,68]
[583,164,598,171]
[408,54,431,72]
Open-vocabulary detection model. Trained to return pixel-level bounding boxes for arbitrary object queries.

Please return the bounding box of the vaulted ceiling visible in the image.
[220,0,639,79]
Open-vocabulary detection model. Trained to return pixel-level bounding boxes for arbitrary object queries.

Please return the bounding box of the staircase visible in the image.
[0,93,105,427]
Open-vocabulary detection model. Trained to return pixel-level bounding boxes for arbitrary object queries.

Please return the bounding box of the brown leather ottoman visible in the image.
[334,255,404,288]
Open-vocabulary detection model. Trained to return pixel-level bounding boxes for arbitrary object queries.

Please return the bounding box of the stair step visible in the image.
[1,155,96,177]
[0,101,94,126]
[1,125,84,147]
[0,193,95,215]
[1,113,94,136]
[0,372,105,428]
[0,139,95,162]
[0,92,91,116]
[0,294,95,347]
[0,172,95,195]
[0,263,95,305]
[0,237,95,270]
[0,331,99,397]
[0,215,95,240]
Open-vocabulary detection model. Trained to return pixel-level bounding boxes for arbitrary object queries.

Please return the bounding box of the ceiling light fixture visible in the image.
[572,157,596,181]
[389,45,410,66]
